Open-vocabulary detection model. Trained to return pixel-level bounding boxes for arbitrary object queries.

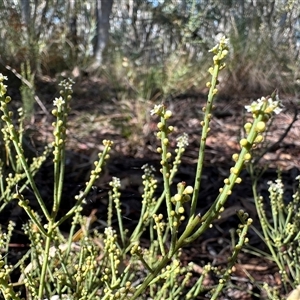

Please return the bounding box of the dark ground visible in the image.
[3,75,300,299]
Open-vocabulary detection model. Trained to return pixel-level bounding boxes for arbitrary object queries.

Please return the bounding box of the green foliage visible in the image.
[0,93,48,213]
[0,1,298,97]
[105,51,208,101]
[250,170,300,294]
[218,0,299,95]
[0,37,290,300]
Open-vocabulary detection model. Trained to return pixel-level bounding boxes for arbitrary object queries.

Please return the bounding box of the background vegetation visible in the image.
[0,0,299,99]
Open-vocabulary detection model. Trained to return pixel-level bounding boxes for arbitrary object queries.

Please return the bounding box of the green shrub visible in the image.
[0,37,287,300]
[248,169,300,298]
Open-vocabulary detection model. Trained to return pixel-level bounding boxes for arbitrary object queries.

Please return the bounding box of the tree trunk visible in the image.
[20,0,30,27]
[93,0,114,67]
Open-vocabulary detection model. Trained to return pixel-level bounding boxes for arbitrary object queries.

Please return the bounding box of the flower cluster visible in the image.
[172,183,193,204]
[176,133,189,148]
[268,178,284,196]
[141,164,156,177]
[0,74,8,97]
[58,78,75,91]
[110,177,121,189]
[245,95,283,116]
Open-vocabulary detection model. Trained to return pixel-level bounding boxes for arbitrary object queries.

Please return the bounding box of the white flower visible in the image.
[219,36,229,46]
[245,95,283,115]
[53,97,65,107]
[268,179,284,195]
[176,133,189,148]
[245,97,265,113]
[150,104,164,116]
[209,36,229,53]
[0,83,7,96]
[0,74,8,82]
[104,227,115,237]
[267,96,283,114]
[110,177,121,188]
[141,164,156,176]
[59,78,74,90]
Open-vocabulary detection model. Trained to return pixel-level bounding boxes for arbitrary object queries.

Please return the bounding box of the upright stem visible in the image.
[189,39,228,220]
[38,226,52,299]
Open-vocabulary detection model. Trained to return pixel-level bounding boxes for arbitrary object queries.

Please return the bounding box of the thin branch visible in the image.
[0,58,49,115]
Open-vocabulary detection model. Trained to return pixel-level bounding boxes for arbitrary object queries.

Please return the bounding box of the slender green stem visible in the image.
[0,278,21,300]
[251,180,286,281]
[130,214,201,299]
[116,205,125,246]
[169,200,183,257]
[137,254,153,273]
[54,142,112,228]
[13,140,50,219]
[159,113,173,229]
[52,90,69,218]
[150,145,185,221]
[189,40,228,221]
[186,102,271,244]
[38,225,53,299]
[19,202,47,236]
[128,198,147,243]
[155,220,166,257]
[211,219,251,300]
[130,254,170,300]
[0,101,50,220]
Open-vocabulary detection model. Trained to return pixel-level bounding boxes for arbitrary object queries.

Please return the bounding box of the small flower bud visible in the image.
[182,194,191,202]
[221,49,228,56]
[255,121,266,132]
[239,138,248,147]
[184,186,193,194]
[164,110,172,119]
[178,206,185,214]
[174,194,182,202]
[208,67,214,75]
[232,153,239,162]
[244,122,252,133]
[224,178,230,185]
[157,122,163,130]
[235,177,242,184]
[254,135,264,143]
[231,168,239,175]
[244,153,251,161]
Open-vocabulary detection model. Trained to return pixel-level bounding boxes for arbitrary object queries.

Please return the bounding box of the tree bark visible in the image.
[93,0,114,67]
[20,0,30,27]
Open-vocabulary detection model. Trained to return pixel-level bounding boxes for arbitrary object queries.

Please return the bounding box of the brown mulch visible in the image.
[4,76,300,299]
